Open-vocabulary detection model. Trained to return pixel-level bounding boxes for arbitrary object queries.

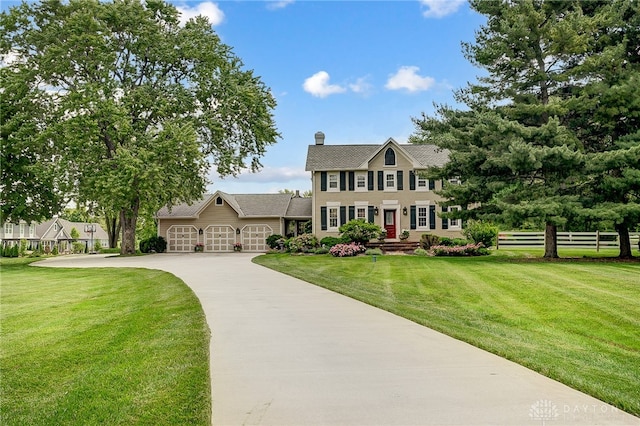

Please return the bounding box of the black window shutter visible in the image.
[377,171,384,190]
[348,172,355,191]
[348,206,355,221]
[429,205,436,230]
[397,170,403,190]
[429,179,435,190]
[367,171,374,191]
[340,171,346,191]
[409,171,416,190]
[368,206,375,223]
[442,206,449,230]
[340,206,347,226]
[410,206,417,230]
[321,206,327,230]
[320,172,327,192]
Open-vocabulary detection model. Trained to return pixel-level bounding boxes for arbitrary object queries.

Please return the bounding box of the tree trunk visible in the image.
[120,198,140,255]
[616,223,633,259]
[543,222,559,258]
[105,212,121,249]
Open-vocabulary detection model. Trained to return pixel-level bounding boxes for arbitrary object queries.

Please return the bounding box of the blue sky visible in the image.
[185,0,487,194]
[4,0,487,195]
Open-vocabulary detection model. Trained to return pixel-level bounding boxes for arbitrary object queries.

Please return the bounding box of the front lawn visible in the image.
[0,258,211,426]
[253,250,640,417]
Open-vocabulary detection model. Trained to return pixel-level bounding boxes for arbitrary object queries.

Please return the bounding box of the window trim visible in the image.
[415,201,431,230]
[448,205,462,229]
[355,172,367,192]
[328,173,339,192]
[384,147,396,166]
[384,171,397,192]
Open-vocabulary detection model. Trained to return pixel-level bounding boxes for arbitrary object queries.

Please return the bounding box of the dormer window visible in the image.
[384,148,396,166]
[215,196,223,206]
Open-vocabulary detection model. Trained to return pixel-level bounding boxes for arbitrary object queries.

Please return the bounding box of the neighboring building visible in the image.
[305,132,462,241]
[156,191,312,253]
[0,218,108,253]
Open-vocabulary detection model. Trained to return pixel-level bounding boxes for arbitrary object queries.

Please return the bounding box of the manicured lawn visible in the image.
[253,249,640,417]
[0,258,211,426]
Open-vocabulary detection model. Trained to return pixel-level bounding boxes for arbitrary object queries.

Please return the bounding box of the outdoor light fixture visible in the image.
[374,207,379,215]
[198,228,203,235]
[402,206,407,215]
[236,227,241,235]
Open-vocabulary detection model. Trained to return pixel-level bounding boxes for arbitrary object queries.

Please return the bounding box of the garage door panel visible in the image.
[242,225,272,252]
[167,226,198,252]
[205,225,235,252]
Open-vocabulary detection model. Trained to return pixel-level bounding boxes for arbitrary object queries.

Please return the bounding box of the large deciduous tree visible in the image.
[1,0,279,254]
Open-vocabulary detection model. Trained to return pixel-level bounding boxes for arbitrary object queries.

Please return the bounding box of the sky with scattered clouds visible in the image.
[186,0,486,195]
[4,0,486,195]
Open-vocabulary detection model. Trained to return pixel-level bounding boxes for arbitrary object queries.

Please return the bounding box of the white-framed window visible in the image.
[448,206,462,229]
[328,207,339,230]
[4,223,13,236]
[416,177,430,191]
[385,172,396,191]
[356,207,367,220]
[328,173,339,192]
[356,173,367,191]
[29,224,35,237]
[19,223,25,237]
[449,177,461,185]
[215,196,224,205]
[416,201,430,230]
[53,223,58,231]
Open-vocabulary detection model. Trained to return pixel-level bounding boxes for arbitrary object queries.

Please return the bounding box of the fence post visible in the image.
[496,231,500,250]
[596,230,600,252]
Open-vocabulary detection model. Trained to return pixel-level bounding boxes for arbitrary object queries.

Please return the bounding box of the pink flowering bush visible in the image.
[429,242,489,257]
[329,242,366,257]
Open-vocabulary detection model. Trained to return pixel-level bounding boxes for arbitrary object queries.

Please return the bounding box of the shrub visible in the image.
[463,220,499,248]
[364,248,383,256]
[329,242,366,257]
[420,234,440,249]
[429,242,489,256]
[338,219,383,244]
[320,236,350,248]
[314,247,330,255]
[287,234,318,253]
[439,237,469,247]
[72,242,86,254]
[19,239,28,257]
[266,234,284,249]
[414,248,429,256]
[51,245,59,256]
[94,241,102,252]
[139,236,167,253]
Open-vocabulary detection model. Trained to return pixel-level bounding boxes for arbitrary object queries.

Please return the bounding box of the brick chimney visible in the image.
[314,131,325,145]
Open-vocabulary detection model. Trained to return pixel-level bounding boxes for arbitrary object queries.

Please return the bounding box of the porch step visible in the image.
[366,241,420,254]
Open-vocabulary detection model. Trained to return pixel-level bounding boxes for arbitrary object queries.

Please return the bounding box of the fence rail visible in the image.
[497,231,640,251]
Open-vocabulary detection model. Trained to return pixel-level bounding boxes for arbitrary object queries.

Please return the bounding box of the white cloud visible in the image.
[385,66,435,93]
[266,0,295,10]
[420,0,465,18]
[303,71,347,98]
[349,76,373,96]
[176,2,225,26]
[212,166,308,184]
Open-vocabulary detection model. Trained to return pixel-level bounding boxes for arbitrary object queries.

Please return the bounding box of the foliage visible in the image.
[18,239,27,257]
[266,234,284,249]
[338,219,383,244]
[1,0,279,255]
[319,236,350,248]
[70,227,80,241]
[438,237,469,247]
[233,242,242,252]
[313,247,330,255]
[71,242,85,254]
[429,243,489,257]
[420,234,440,249]
[463,220,499,248]
[413,248,429,256]
[329,242,366,257]
[139,236,167,254]
[287,234,318,253]
[94,241,103,253]
[51,245,58,256]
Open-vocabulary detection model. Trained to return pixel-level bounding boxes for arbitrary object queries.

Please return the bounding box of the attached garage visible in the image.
[156,191,312,253]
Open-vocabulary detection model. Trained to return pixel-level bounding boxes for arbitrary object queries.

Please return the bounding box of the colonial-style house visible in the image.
[305,132,462,241]
[156,191,312,253]
[0,218,108,253]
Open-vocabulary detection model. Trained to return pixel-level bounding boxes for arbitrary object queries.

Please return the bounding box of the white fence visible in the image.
[497,231,640,251]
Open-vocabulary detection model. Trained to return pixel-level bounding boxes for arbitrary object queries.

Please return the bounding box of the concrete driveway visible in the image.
[37,253,639,425]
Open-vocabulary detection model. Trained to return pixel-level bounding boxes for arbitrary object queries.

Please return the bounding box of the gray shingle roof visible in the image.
[305,141,449,171]
[156,192,312,219]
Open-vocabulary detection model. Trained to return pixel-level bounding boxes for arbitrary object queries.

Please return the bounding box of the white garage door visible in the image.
[167,225,198,252]
[242,225,272,252]
[205,225,235,252]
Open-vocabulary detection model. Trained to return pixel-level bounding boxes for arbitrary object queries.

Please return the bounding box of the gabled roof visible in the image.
[305,138,449,171]
[156,192,312,219]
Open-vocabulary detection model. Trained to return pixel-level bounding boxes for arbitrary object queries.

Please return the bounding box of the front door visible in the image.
[384,209,396,239]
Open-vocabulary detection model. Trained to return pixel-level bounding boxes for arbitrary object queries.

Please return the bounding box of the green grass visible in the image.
[253,249,640,417]
[0,258,211,426]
